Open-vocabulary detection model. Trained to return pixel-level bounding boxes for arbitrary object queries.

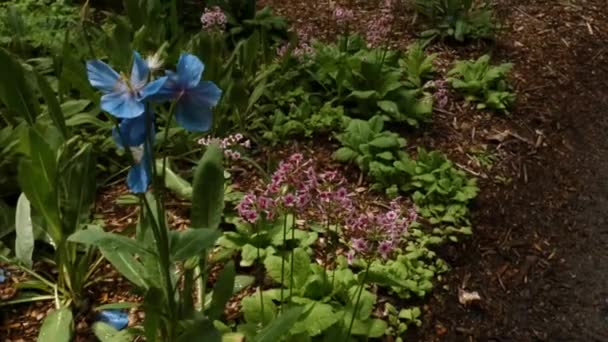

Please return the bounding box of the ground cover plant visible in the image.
[0,0,547,340]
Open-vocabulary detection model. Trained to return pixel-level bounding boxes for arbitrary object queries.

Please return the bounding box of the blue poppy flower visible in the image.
[97,309,129,330]
[87,52,167,119]
[149,53,222,132]
[113,111,154,193]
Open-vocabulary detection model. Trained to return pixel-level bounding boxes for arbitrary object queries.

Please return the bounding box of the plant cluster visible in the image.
[0,0,512,339]
[415,0,496,42]
[447,54,515,112]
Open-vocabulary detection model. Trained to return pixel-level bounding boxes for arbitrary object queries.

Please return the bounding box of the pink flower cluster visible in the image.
[198,133,250,161]
[346,199,417,262]
[364,0,397,47]
[201,6,227,31]
[236,153,354,224]
[334,6,354,26]
[277,24,315,61]
[433,80,449,109]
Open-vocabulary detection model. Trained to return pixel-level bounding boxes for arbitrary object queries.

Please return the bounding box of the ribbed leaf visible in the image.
[253,306,304,342]
[191,144,224,229]
[207,261,236,320]
[37,307,73,342]
[36,72,68,139]
[0,48,39,124]
[14,193,34,266]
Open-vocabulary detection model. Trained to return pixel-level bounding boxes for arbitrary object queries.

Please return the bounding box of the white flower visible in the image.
[146,52,163,71]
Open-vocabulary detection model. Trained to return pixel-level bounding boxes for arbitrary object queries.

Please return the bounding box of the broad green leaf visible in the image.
[60,100,91,117]
[155,159,192,199]
[176,318,221,342]
[207,261,236,320]
[92,322,133,342]
[348,90,377,100]
[253,306,304,342]
[101,247,150,288]
[377,100,399,115]
[143,287,164,342]
[241,290,277,325]
[0,48,39,124]
[191,144,224,229]
[264,248,310,289]
[60,142,96,235]
[69,229,155,257]
[333,147,357,162]
[36,72,68,139]
[18,129,61,243]
[169,228,221,261]
[291,301,339,336]
[369,136,399,149]
[37,307,73,342]
[15,193,34,266]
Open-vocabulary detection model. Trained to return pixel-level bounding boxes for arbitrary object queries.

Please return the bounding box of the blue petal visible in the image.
[87,60,122,93]
[139,76,169,101]
[0,268,6,283]
[175,95,213,132]
[127,144,152,193]
[189,81,222,107]
[97,310,129,330]
[176,53,204,89]
[101,91,145,119]
[130,51,150,90]
[112,112,151,147]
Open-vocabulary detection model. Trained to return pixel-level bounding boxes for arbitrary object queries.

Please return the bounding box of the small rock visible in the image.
[458,288,481,305]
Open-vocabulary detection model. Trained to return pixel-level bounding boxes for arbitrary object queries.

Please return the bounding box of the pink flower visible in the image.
[352,238,368,253]
[282,193,297,207]
[201,6,227,31]
[378,240,393,259]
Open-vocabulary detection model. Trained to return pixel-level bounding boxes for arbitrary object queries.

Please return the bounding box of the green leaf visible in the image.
[191,144,224,229]
[60,100,91,117]
[207,261,236,320]
[369,136,399,149]
[37,307,73,342]
[15,193,34,267]
[169,228,221,261]
[241,290,277,325]
[69,229,155,257]
[143,287,164,342]
[36,72,68,139]
[253,306,305,342]
[333,147,357,162]
[377,100,399,115]
[234,275,255,292]
[0,48,39,124]
[18,129,61,243]
[291,301,339,336]
[101,247,151,288]
[92,322,133,342]
[349,90,377,100]
[240,244,260,267]
[264,248,311,289]
[177,318,221,342]
[156,159,192,199]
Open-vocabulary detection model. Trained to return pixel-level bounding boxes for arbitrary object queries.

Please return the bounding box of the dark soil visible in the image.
[414,1,608,340]
[262,0,608,340]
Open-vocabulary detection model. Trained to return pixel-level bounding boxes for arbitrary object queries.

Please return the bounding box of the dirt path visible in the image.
[412,1,608,340]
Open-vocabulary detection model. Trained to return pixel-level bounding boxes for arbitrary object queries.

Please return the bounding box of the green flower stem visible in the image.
[257,245,265,323]
[345,261,372,340]
[160,102,177,194]
[289,213,296,299]
[280,213,288,307]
